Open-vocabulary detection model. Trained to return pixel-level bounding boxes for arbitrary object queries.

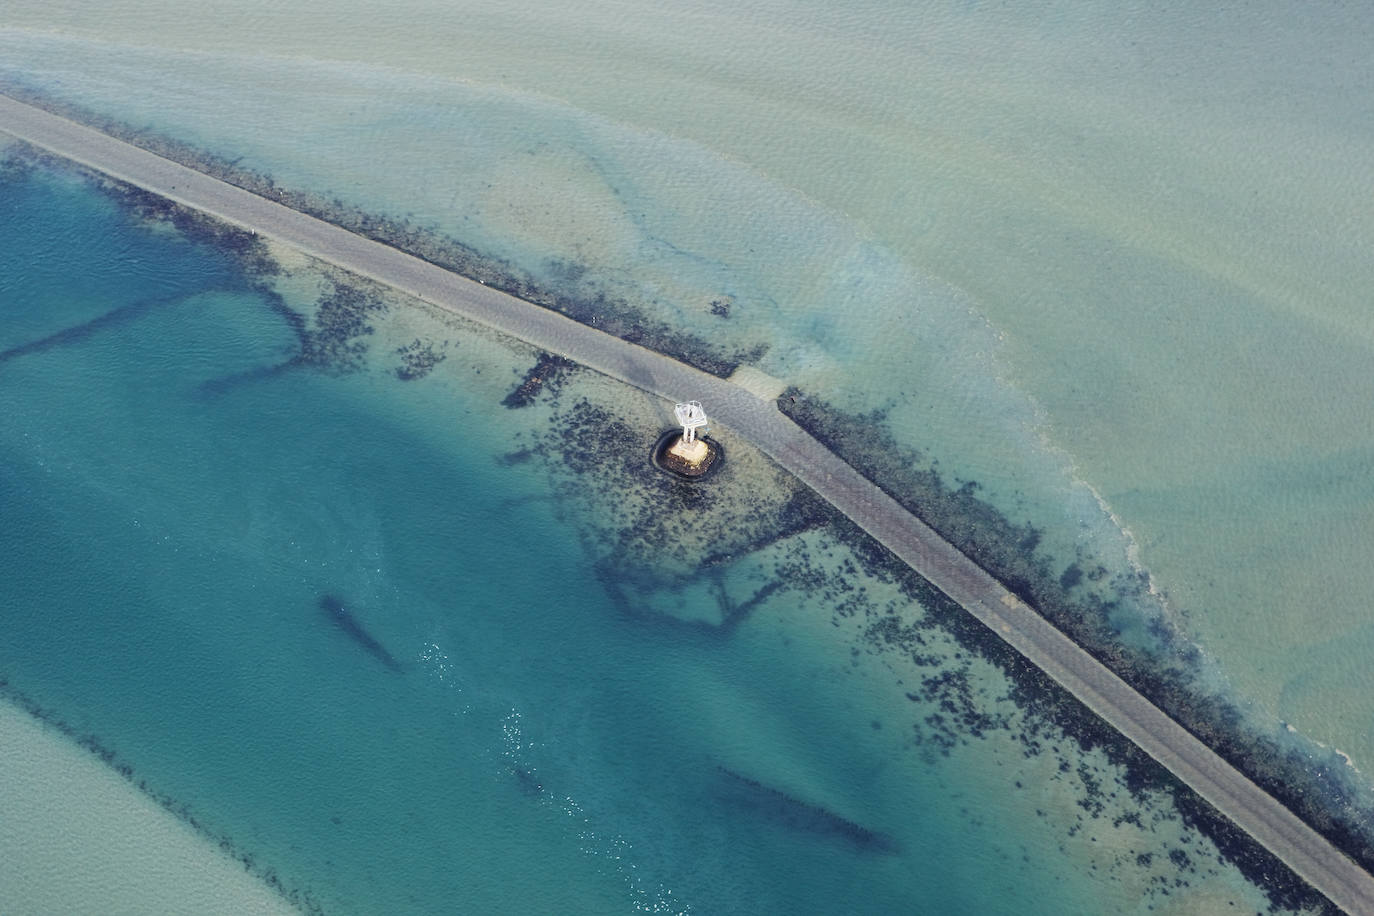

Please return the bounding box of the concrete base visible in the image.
[668,437,710,465]
[652,430,721,480]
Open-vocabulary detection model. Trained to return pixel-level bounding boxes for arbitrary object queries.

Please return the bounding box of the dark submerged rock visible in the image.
[715,766,898,854]
[318,594,402,673]
[503,353,576,408]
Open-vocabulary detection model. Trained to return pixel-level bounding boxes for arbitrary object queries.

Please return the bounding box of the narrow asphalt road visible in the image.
[4,92,1372,915]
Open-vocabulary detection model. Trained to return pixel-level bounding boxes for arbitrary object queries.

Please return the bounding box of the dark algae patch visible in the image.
[295,282,387,375]
[394,337,450,381]
[195,279,390,395]
[503,353,576,408]
[500,364,831,634]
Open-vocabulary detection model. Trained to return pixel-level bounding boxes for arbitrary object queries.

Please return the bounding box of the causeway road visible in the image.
[4,92,1373,915]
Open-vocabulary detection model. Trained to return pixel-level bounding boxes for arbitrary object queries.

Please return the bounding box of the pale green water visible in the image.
[2,2,1372,912]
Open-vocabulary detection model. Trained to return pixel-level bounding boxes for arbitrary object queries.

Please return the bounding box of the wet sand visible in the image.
[3,91,1372,915]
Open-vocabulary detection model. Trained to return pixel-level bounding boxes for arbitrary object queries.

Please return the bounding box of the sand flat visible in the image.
[0,700,297,916]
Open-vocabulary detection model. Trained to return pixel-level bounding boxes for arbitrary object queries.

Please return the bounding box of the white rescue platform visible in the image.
[674,401,709,442]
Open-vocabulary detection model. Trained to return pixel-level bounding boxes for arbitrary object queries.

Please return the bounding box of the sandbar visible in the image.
[0,700,298,916]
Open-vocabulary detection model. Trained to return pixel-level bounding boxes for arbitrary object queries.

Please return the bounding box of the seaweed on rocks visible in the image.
[296,281,387,375]
[199,277,388,394]
[393,337,450,381]
[194,275,395,400]
[503,353,576,408]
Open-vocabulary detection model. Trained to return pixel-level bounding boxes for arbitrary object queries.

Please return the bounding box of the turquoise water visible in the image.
[0,160,1058,914]
[0,149,1297,913]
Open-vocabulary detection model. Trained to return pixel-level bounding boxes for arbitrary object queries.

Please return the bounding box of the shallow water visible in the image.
[3,1,1373,911]
[0,153,1304,914]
